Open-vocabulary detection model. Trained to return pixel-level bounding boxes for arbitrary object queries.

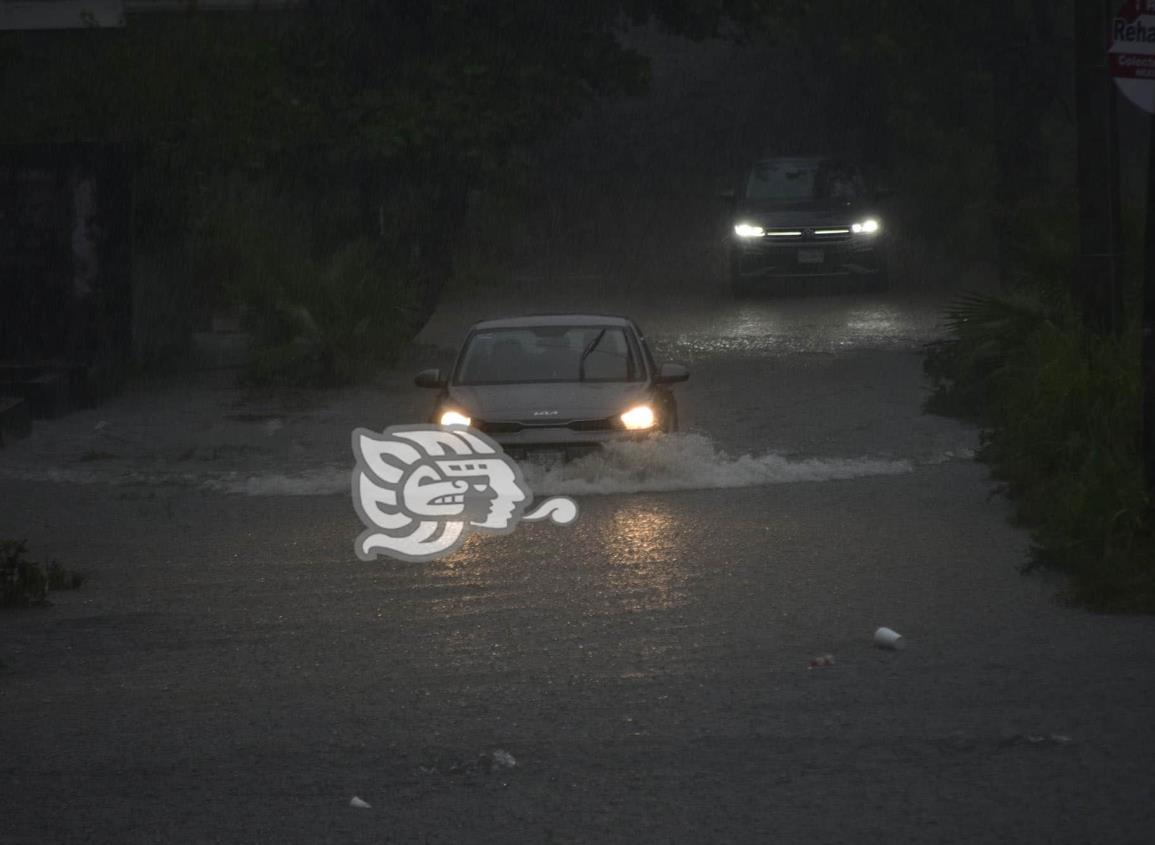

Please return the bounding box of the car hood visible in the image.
[448,381,652,421]
[735,198,876,226]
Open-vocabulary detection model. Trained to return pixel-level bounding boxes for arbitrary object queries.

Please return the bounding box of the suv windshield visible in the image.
[745,158,862,201]
[456,326,642,385]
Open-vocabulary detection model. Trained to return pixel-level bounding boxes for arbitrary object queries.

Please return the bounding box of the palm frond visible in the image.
[942,290,1047,336]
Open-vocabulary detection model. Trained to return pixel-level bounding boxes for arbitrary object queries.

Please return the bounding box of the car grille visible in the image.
[475,417,621,434]
[567,417,621,432]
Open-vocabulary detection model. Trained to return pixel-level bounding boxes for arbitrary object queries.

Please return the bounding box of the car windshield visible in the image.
[745,158,862,201]
[456,326,641,385]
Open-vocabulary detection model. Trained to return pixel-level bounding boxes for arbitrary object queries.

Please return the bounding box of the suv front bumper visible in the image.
[732,235,884,280]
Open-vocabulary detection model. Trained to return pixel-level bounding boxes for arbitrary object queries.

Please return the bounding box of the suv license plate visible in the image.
[798,249,824,264]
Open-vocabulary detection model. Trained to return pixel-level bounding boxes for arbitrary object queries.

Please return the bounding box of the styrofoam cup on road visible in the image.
[874,627,905,650]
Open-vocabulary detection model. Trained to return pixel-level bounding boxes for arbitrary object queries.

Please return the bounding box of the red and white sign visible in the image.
[1112,0,1155,112]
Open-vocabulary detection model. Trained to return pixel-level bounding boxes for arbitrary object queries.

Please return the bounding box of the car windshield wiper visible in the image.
[578,329,606,382]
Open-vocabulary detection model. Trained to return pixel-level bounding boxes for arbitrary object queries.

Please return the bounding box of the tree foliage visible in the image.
[0,0,1080,377]
[1,1,779,380]
[764,1,1072,259]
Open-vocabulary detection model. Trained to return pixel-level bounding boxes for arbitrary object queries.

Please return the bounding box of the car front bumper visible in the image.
[470,422,656,459]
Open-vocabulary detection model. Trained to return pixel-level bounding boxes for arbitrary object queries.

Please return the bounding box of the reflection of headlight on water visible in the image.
[601,504,688,613]
[620,405,656,430]
[439,410,471,426]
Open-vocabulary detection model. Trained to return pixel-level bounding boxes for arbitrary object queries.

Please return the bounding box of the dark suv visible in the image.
[725,156,889,295]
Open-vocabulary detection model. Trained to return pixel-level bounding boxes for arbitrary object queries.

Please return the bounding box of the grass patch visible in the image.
[1,540,86,609]
[924,289,1155,612]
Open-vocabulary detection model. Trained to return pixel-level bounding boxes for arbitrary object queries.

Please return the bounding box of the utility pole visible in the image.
[1145,117,1155,495]
[1074,0,1125,335]
[1105,0,1155,496]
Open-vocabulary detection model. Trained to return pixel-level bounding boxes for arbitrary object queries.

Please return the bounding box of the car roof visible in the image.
[469,313,636,330]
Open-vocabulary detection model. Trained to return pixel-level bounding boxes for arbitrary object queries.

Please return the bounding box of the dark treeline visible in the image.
[1,1,1087,380]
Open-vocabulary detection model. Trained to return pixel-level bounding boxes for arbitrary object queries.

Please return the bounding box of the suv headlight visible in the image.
[851,218,881,235]
[733,223,765,238]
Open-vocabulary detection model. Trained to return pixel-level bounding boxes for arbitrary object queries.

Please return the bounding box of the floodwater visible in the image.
[0,290,974,497]
[4,287,1154,844]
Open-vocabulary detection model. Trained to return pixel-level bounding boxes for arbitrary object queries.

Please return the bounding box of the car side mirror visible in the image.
[655,362,689,384]
[414,368,446,388]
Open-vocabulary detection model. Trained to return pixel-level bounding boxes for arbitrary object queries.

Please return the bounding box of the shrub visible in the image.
[924,290,1154,612]
[191,177,423,386]
[923,290,1052,419]
[1,540,86,609]
[240,238,421,387]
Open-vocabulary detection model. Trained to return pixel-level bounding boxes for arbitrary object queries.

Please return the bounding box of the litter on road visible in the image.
[874,627,906,650]
[491,750,517,770]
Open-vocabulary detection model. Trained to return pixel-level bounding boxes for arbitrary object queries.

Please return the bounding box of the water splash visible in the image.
[2,433,920,496]
[520,433,912,496]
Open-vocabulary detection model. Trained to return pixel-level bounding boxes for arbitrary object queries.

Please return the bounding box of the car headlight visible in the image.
[620,405,656,430]
[439,410,472,427]
[733,223,765,238]
[851,218,881,234]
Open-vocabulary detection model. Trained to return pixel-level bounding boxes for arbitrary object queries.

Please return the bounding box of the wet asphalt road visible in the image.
[3,290,1155,844]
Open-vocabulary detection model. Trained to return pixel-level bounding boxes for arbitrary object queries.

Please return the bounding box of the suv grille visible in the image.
[810,227,852,242]
[760,227,852,243]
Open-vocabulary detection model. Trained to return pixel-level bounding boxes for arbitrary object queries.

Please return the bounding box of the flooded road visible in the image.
[0,290,973,492]
[3,289,1154,844]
